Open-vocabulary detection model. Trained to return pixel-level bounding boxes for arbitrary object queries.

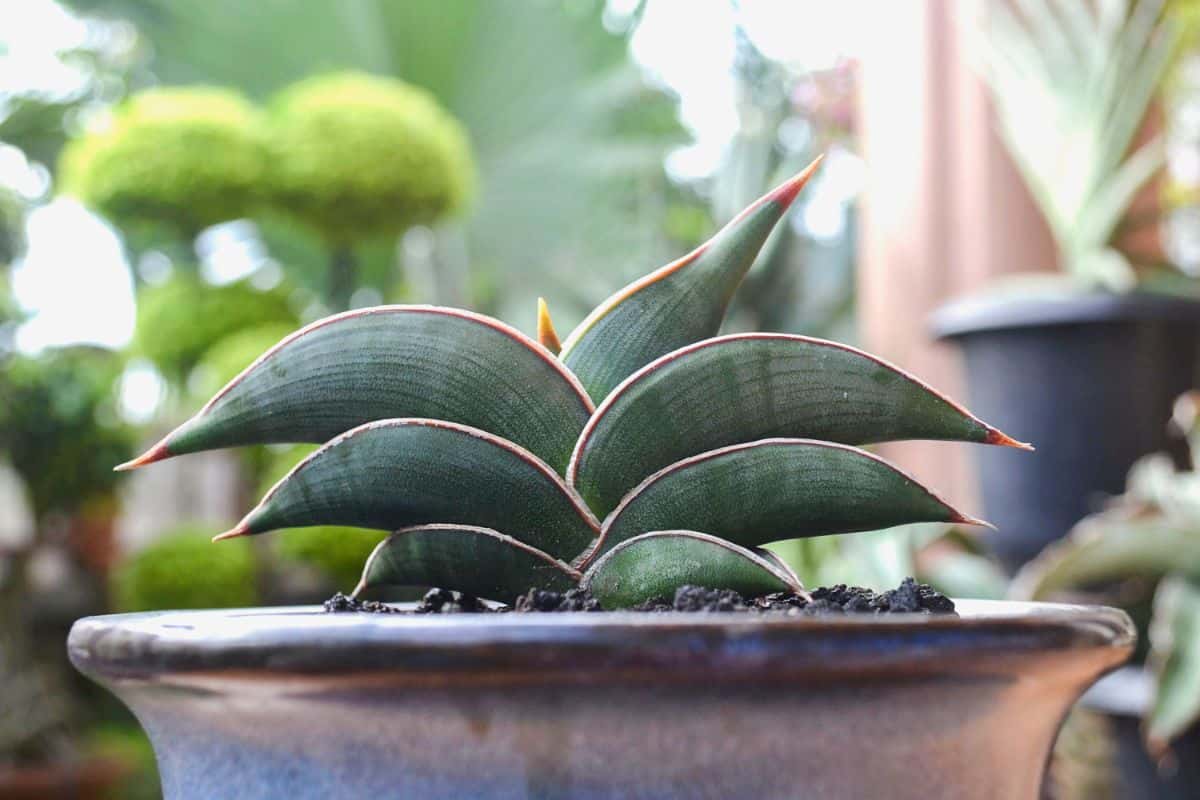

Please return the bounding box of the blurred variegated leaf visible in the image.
[1146,575,1200,756]
[1012,519,1200,600]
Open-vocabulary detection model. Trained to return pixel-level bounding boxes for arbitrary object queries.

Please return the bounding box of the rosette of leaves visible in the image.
[119,160,1029,608]
[1014,391,1200,757]
[977,0,1182,290]
[59,87,267,237]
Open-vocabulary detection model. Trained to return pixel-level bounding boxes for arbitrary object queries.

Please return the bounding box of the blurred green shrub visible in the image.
[0,186,25,267]
[256,444,387,590]
[266,72,475,243]
[193,321,296,397]
[274,527,389,591]
[59,87,266,235]
[0,347,134,519]
[112,525,257,612]
[134,274,298,384]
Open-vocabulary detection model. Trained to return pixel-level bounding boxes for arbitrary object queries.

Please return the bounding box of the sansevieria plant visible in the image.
[118,158,1029,608]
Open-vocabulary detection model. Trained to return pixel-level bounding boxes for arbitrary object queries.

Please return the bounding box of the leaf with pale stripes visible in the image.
[119,305,594,476]
[355,525,579,603]
[217,418,600,562]
[582,530,801,609]
[569,333,1028,517]
[559,158,821,403]
[587,439,987,563]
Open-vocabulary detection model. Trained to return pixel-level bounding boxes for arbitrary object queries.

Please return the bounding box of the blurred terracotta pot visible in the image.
[0,757,128,800]
[69,600,1131,800]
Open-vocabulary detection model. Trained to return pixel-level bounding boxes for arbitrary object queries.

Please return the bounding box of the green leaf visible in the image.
[569,333,1027,518]
[558,159,821,403]
[119,306,594,476]
[582,530,801,609]
[354,524,580,603]
[589,439,986,562]
[218,418,600,562]
[1011,519,1200,600]
[1146,576,1200,756]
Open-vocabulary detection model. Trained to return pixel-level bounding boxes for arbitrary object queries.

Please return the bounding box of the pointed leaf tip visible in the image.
[212,521,251,542]
[951,512,996,531]
[114,439,171,471]
[560,158,823,403]
[765,155,824,208]
[537,297,562,354]
[985,428,1034,451]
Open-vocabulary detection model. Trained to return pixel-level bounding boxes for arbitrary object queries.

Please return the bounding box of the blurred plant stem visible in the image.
[328,245,357,311]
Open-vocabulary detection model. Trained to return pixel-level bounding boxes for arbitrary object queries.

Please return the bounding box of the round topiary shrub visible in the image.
[112,525,258,612]
[134,274,298,384]
[265,72,475,243]
[59,87,267,234]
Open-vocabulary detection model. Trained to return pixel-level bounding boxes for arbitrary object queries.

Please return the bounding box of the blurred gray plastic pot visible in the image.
[69,600,1132,800]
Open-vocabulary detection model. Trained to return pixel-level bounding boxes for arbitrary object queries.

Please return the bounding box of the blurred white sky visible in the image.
[1,0,869,354]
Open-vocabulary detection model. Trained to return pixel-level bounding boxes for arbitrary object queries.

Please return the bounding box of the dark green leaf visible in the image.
[581,530,800,609]
[355,524,580,602]
[569,333,1027,517]
[121,306,593,475]
[588,439,986,562]
[559,160,820,403]
[218,418,600,562]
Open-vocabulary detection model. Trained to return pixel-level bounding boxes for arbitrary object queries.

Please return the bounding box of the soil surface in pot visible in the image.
[324,577,955,616]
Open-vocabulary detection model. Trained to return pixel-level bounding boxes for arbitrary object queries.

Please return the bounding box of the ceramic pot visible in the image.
[68,600,1133,800]
[932,292,1200,571]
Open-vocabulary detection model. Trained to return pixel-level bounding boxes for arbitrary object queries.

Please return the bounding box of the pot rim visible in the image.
[69,599,1133,687]
[930,291,1200,340]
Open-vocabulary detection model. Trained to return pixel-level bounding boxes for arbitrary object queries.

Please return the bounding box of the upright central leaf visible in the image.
[558,158,821,403]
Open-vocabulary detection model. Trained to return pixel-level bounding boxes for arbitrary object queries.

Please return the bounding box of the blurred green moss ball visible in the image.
[112,525,257,612]
[60,87,267,233]
[266,72,475,242]
[134,275,297,383]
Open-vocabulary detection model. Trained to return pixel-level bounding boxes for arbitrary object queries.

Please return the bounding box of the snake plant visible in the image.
[118,158,1028,608]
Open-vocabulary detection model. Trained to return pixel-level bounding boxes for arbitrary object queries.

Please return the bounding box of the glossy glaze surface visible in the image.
[69,600,1134,800]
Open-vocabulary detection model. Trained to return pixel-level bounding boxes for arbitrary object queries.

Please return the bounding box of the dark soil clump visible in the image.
[324,578,954,615]
[513,587,602,612]
[634,586,749,612]
[323,592,401,614]
[413,588,489,614]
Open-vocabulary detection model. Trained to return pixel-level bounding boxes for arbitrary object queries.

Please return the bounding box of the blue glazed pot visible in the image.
[68,600,1132,800]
